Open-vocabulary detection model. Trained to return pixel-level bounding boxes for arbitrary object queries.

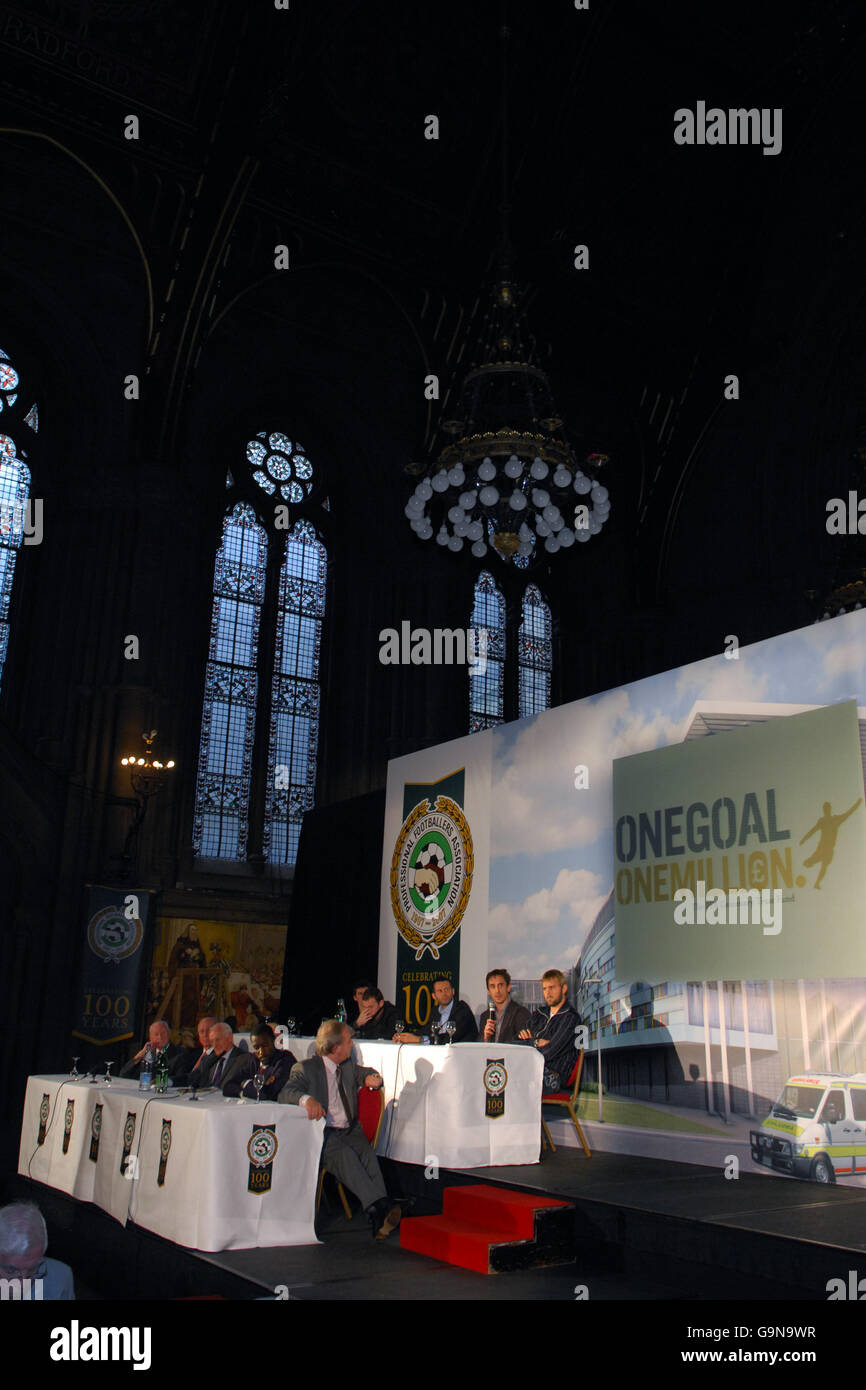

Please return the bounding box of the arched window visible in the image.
[469,570,505,731]
[0,347,38,693]
[264,519,327,865]
[519,584,552,717]
[193,502,267,859]
[195,433,327,868]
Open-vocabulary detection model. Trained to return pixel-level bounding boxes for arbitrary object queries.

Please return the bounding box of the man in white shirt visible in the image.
[279,1020,402,1240]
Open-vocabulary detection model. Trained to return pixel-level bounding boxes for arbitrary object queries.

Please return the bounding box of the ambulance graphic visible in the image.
[750,1072,866,1183]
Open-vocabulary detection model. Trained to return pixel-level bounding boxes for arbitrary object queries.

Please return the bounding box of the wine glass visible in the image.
[104,1061,113,1087]
[286,1017,296,1036]
[70,1057,80,1079]
[253,1067,265,1103]
[395,1019,405,1040]
[445,1022,456,1044]
[430,1022,441,1043]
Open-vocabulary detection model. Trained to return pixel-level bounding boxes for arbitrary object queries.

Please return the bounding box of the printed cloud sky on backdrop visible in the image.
[488,612,866,978]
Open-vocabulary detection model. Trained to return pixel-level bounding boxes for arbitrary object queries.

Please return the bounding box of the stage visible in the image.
[15,1140,865,1302]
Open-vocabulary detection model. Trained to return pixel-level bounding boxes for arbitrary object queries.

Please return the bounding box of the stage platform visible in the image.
[13,1140,865,1302]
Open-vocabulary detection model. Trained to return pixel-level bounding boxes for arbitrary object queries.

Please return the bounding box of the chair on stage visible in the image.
[316,1086,386,1218]
[540,1049,591,1158]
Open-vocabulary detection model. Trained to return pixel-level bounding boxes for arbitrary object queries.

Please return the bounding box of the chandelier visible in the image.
[406,273,610,566]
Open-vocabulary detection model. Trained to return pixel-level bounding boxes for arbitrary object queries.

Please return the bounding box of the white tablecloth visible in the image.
[18,1076,323,1252]
[287,1037,543,1167]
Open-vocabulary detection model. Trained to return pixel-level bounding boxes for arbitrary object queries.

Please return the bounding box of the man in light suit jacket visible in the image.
[194,1022,256,1093]
[480,969,532,1044]
[279,1020,402,1240]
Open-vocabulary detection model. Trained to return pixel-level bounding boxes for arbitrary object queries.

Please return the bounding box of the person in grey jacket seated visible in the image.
[278,1019,402,1240]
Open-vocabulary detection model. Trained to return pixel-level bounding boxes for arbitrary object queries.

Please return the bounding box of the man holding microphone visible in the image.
[481,968,531,1043]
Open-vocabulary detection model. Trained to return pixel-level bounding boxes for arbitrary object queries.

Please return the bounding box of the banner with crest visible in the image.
[71,885,155,1053]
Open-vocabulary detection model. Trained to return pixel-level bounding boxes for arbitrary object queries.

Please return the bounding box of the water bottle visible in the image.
[139,1042,153,1091]
[336,998,346,1022]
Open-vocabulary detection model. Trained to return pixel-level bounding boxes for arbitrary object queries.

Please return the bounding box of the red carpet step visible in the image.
[400,1183,574,1275]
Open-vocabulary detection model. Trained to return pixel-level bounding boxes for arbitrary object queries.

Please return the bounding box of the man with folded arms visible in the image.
[119,1019,184,1080]
[230,1023,296,1098]
[194,1022,256,1093]
[517,969,580,1091]
[279,1020,402,1240]
[480,968,531,1043]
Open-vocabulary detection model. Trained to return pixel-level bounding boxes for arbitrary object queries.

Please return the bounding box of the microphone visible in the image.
[487,1004,496,1023]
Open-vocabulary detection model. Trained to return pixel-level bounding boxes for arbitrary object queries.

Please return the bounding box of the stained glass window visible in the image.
[247,431,314,503]
[0,346,37,694]
[264,518,327,866]
[193,502,267,859]
[469,570,505,731]
[519,583,552,717]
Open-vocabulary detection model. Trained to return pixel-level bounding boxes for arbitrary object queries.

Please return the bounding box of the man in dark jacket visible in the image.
[194,1022,256,1093]
[480,968,531,1043]
[230,1023,296,1098]
[353,988,399,1041]
[119,1020,185,1080]
[397,977,478,1044]
[517,969,581,1091]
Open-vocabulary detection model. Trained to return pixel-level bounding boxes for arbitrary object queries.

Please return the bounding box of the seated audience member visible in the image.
[353,988,399,1041]
[397,977,478,1044]
[480,968,531,1043]
[350,980,376,1023]
[0,1201,74,1299]
[193,1022,256,1093]
[517,969,581,1090]
[278,1020,402,1240]
[119,1020,184,1080]
[175,1015,215,1084]
[230,1024,297,1098]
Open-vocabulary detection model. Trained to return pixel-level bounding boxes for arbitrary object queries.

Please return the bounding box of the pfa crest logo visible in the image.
[390,795,473,960]
[87,906,143,964]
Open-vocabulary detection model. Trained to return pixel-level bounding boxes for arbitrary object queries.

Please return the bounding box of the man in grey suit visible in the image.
[279,1020,402,1240]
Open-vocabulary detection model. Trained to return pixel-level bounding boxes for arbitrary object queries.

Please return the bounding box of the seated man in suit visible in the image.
[517,968,581,1091]
[480,968,532,1043]
[397,977,478,1044]
[230,1023,296,1099]
[119,1020,185,1080]
[353,987,399,1041]
[279,1020,402,1240]
[175,1015,215,1086]
[193,1022,256,1093]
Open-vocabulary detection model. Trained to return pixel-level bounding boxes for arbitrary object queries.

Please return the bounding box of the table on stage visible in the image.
[18,1075,323,1252]
[285,1038,544,1168]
